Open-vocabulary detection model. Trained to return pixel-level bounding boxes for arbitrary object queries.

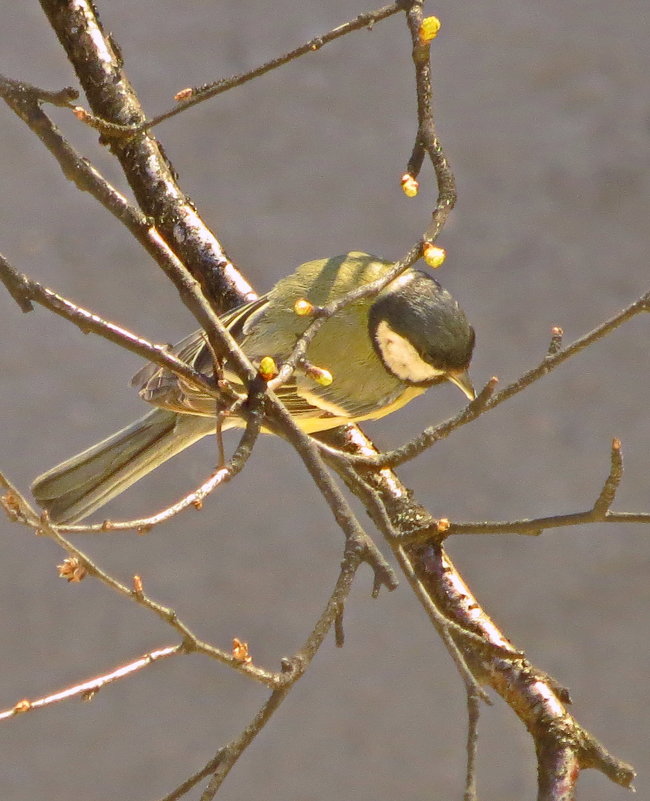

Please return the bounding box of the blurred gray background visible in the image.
[1,2,648,799]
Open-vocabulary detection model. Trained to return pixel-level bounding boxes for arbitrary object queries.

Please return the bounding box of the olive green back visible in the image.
[241,252,407,416]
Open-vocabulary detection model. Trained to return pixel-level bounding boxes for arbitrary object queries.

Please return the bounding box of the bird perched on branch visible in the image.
[32,252,475,523]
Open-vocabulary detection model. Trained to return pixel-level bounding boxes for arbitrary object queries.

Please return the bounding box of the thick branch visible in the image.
[39,0,252,313]
[319,424,636,794]
[0,72,248,313]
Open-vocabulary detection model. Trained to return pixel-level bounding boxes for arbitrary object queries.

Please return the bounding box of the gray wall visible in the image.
[1,2,648,799]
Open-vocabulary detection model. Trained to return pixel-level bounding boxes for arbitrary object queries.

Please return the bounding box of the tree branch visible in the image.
[0,253,215,397]
[117,3,404,133]
[0,2,643,798]
[324,289,649,470]
[392,438,650,542]
[39,0,253,313]
[0,645,182,721]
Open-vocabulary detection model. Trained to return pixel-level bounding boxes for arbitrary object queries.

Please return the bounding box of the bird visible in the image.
[31,252,475,523]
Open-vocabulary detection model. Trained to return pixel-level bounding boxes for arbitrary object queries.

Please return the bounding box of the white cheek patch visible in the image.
[375,320,445,383]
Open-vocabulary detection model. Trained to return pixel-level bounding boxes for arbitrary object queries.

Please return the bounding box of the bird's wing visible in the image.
[131,292,351,426]
[131,294,272,415]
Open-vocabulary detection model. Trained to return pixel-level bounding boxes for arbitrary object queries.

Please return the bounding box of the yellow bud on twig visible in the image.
[419,16,441,45]
[258,356,279,381]
[423,243,446,269]
[294,298,315,316]
[400,173,419,198]
[305,364,333,386]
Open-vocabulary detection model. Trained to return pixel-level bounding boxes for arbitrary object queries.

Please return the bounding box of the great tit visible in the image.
[32,252,475,523]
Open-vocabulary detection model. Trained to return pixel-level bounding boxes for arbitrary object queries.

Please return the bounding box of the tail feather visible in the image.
[31,409,216,524]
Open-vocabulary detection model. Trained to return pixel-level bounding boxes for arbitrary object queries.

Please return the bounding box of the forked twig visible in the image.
[69,4,405,137]
[0,472,280,688]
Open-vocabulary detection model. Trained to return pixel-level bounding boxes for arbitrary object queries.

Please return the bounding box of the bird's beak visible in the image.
[447,369,476,400]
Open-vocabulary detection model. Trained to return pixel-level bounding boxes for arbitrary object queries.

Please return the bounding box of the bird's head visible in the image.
[369,270,476,399]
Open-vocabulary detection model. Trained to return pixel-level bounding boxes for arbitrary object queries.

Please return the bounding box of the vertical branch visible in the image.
[404,2,456,242]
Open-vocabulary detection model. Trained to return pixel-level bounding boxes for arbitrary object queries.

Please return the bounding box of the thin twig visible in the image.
[393,544,492,703]
[0,473,280,688]
[74,4,404,136]
[404,2,456,243]
[0,254,214,397]
[0,645,181,721]
[56,387,265,534]
[58,469,230,534]
[362,439,650,543]
[159,547,365,801]
[327,291,649,469]
[269,400,399,593]
[464,689,481,801]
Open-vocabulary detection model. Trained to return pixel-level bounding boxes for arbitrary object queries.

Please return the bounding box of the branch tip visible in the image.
[423,243,446,269]
[547,326,564,355]
[0,254,34,312]
[400,172,419,197]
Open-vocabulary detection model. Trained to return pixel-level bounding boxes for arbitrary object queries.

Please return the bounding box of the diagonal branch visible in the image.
[319,422,637,795]
[328,289,649,469]
[39,0,252,314]
[0,72,226,305]
[0,645,182,721]
[0,474,280,688]
[128,4,403,133]
[2,3,641,799]
[0,253,215,397]
[392,438,650,542]
[167,547,365,801]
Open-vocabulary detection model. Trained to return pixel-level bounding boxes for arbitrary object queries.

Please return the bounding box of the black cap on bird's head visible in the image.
[369,270,476,398]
